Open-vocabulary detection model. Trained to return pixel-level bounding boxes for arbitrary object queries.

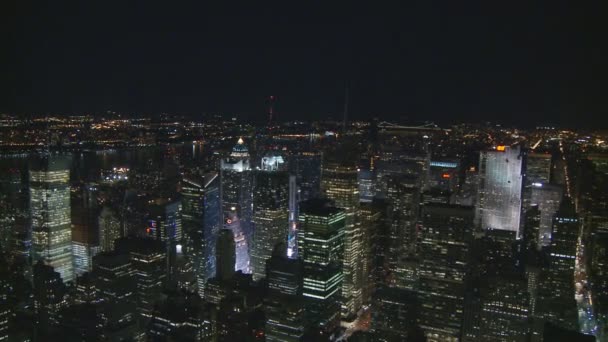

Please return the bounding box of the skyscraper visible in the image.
[98,206,122,253]
[181,172,220,295]
[418,204,474,341]
[529,183,563,247]
[297,199,345,339]
[525,152,552,185]
[265,244,305,341]
[321,159,363,319]
[216,229,236,282]
[536,198,579,332]
[146,199,183,243]
[476,145,523,236]
[29,155,74,283]
[0,261,10,341]
[220,138,252,273]
[33,261,68,331]
[384,174,420,289]
[115,237,167,322]
[475,274,531,341]
[71,184,101,276]
[523,205,541,254]
[251,167,289,281]
[289,151,322,202]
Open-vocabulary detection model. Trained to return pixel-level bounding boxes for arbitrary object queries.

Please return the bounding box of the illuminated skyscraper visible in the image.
[71,184,101,277]
[289,151,322,202]
[264,245,305,341]
[146,199,183,243]
[418,204,473,341]
[476,145,523,236]
[525,152,552,185]
[220,138,252,273]
[529,183,563,247]
[321,160,363,318]
[384,174,420,289]
[251,168,289,281]
[181,172,220,295]
[359,201,383,304]
[33,261,68,331]
[297,199,345,339]
[474,274,531,341]
[98,206,122,252]
[358,160,375,203]
[523,205,541,254]
[536,198,579,332]
[115,237,167,322]
[0,261,10,341]
[29,155,74,283]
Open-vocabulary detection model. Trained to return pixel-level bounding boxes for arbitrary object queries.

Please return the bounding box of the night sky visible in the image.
[2,2,607,127]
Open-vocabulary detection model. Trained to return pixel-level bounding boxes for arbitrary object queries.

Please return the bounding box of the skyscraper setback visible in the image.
[220,138,253,273]
[298,199,345,339]
[321,159,364,319]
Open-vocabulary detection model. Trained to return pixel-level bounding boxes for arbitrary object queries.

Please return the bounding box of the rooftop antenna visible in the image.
[342,82,349,132]
[267,95,276,127]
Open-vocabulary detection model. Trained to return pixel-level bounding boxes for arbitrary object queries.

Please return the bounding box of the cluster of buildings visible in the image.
[0,117,606,341]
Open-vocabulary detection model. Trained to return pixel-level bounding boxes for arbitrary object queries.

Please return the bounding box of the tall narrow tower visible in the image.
[29,155,74,283]
[342,84,349,132]
[321,157,363,319]
[220,138,253,273]
[267,95,276,127]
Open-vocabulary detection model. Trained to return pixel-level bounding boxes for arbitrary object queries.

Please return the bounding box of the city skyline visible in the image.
[2,3,607,128]
[1,2,607,341]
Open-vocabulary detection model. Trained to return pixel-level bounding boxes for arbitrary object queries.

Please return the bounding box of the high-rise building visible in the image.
[265,245,305,342]
[589,231,608,341]
[474,274,531,341]
[418,204,474,341]
[297,199,345,339]
[536,198,579,332]
[71,184,101,276]
[525,152,552,185]
[29,155,74,283]
[359,201,383,304]
[428,159,459,193]
[529,183,563,247]
[98,206,122,252]
[384,174,420,289]
[33,261,68,331]
[147,292,204,341]
[93,252,136,305]
[220,138,253,273]
[289,151,322,202]
[251,168,289,281]
[321,160,363,319]
[181,172,220,296]
[115,237,167,322]
[146,199,183,243]
[372,285,421,341]
[374,149,430,198]
[476,145,523,236]
[358,160,375,203]
[0,262,10,341]
[216,229,236,282]
[523,205,541,254]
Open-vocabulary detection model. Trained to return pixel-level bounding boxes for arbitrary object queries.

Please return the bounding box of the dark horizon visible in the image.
[2,2,607,128]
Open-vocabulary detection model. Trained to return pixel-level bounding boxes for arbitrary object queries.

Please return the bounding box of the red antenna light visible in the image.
[268,96,276,126]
